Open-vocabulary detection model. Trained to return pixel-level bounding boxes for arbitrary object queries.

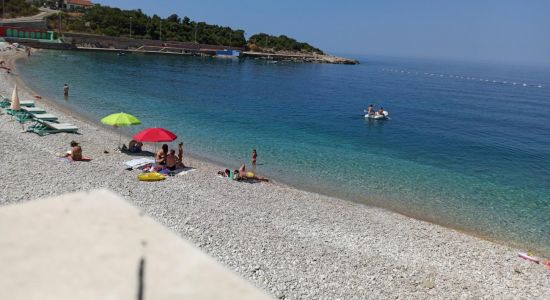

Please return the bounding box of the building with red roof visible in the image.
[64,0,93,10]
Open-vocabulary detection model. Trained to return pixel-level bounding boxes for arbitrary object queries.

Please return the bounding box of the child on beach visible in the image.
[252,149,257,167]
[166,149,177,171]
[177,142,185,167]
[63,83,69,96]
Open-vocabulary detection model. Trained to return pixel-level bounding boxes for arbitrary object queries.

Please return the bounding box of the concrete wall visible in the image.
[0,190,270,300]
[63,32,245,51]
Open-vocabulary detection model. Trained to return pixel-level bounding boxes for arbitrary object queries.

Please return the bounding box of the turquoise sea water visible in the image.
[17,51,550,253]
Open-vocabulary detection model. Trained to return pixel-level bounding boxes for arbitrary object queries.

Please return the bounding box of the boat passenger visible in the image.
[377,107,385,116]
[367,104,375,115]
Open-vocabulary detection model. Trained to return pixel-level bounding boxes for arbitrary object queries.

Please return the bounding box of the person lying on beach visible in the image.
[65,141,83,161]
[128,140,143,153]
[233,164,269,182]
[166,149,177,171]
[217,169,231,177]
[155,144,168,165]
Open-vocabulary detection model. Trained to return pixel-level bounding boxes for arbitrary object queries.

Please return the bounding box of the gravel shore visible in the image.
[1,50,549,299]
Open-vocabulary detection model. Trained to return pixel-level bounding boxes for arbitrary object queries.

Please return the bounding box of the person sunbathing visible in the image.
[65,141,83,161]
[155,144,168,165]
[230,164,269,182]
[128,140,143,153]
[217,169,231,177]
[166,149,178,171]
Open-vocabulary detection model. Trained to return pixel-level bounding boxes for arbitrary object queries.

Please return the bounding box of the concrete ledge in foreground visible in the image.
[0,189,270,300]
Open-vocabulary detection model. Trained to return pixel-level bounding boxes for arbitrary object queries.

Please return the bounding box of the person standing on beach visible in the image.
[63,83,69,96]
[177,142,185,168]
[252,149,257,168]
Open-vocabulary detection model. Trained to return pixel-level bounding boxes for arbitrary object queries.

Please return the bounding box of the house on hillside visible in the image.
[64,0,93,10]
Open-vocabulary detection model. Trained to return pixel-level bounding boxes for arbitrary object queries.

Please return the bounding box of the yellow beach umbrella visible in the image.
[10,85,20,111]
[101,112,142,149]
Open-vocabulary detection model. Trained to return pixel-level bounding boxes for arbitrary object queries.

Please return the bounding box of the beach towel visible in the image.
[124,158,155,169]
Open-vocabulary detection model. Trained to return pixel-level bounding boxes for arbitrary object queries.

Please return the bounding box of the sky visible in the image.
[95,0,550,65]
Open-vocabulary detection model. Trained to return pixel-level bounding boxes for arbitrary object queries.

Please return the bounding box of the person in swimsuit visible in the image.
[166,149,177,171]
[177,142,185,168]
[377,107,385,116]
[128,140,143,153]
[252,149,257,167]
[65,141,82,161]
[366,104,375,116]
[156,144,168,165]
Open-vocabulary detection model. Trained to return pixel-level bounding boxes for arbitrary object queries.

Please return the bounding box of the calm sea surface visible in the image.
[17,51,550,253]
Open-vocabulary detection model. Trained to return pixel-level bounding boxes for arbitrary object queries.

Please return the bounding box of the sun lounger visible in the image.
[28,120,78,136]
[16,112,58,123]
[21,106,46,114]
[0,99,35,108]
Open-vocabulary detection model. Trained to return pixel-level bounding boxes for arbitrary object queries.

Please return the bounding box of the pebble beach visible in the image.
[1,49,549,299]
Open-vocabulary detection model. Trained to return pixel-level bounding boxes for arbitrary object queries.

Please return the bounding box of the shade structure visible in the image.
[101,112,141,127]
[100,112,141,150]
[133,128,177,143]
[10,85,20,111]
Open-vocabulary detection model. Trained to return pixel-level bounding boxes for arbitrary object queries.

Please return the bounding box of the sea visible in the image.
[16,51,550,254]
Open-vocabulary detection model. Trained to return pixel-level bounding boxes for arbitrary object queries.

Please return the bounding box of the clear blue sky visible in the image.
[95,0,550,64]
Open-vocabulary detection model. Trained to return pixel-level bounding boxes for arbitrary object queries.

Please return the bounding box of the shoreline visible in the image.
[11,50,545,255]
[2,49,549,298]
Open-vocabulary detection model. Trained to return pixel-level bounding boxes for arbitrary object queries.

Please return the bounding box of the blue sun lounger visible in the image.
[27,120,79,136]
[16,112,58,123]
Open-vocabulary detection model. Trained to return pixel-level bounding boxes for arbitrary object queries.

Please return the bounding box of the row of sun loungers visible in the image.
[1,95,79,136]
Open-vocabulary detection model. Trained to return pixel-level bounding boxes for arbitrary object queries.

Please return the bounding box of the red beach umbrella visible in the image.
[133,127,177,143]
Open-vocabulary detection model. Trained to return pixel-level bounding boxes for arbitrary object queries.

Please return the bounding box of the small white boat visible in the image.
[365,111,389,120]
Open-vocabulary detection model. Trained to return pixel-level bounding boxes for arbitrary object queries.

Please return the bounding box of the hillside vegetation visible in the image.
[248,33,323,55]
[45,4,323,54]
[1,0,39,18]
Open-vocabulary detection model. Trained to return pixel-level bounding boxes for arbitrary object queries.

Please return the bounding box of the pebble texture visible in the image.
[1,51,549,299]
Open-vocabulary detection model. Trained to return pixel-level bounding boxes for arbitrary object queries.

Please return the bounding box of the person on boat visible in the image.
[128,140,143,153]
[366,104,375,116]
[65,141,82,161]
[156,144,168,165]
[166,149,177,171]
[377,107,385,116]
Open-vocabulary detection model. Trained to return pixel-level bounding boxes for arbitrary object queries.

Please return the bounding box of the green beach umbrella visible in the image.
[101,112,141,149]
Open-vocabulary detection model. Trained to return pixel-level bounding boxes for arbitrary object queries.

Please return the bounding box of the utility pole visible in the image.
[58,12,62,39]
[129,17,132,38]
